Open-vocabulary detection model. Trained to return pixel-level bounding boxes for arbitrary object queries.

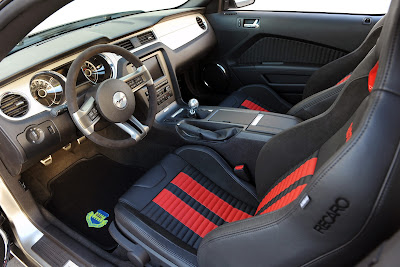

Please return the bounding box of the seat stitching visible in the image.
[197,83,381,249]
[198,90,383,263]
[176,146,258,200]
[290,87,342,116]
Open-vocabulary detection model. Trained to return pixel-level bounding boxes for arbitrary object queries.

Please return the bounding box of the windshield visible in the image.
[30,0,188,35]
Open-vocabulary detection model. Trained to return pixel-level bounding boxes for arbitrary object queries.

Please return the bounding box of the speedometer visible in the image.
[81,54,114,84]
[81,61,99,84]
[30,71,65,107]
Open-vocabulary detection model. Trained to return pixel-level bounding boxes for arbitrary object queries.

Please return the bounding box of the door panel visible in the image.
[233,64,319,104]
[206,11,383,104]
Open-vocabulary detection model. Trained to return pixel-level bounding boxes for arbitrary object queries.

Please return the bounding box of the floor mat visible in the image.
[45,156,146,251]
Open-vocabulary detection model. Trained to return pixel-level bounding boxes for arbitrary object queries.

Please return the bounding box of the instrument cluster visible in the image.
[29,54,115,108]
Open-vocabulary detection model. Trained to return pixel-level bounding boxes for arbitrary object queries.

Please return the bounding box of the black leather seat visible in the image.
[112,4,400,265]
[114,146,258,266]
[219,17,384,120]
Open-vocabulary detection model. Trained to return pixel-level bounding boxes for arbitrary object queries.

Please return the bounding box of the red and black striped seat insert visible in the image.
[240,96,271,112]
[141,153,318,249]
[256,154,318,215]
[140,165,256,249]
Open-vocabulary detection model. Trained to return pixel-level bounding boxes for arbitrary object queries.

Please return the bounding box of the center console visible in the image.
[158,102,301,140]
[124,50,302,179]
[155,101,302,179]
[127,51,175,112]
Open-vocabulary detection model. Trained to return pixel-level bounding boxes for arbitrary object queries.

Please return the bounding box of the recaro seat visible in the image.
[219,17,384,120]
[111,4,400,266]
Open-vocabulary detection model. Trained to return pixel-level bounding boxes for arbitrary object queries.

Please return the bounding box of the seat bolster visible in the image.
[302,17,384,99]
[119,153,188,211]
[175,146,259,206]
[219,90,248,108]
[287,82,346,120]
[114,204,198,267]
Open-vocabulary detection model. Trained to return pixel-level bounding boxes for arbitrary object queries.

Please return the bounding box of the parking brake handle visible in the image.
[177,123,239,141]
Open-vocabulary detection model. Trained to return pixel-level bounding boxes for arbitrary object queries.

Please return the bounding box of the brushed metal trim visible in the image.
[0,13,208,121]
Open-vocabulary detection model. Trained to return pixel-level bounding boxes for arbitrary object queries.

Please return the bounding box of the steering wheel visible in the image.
[65,44,157,148]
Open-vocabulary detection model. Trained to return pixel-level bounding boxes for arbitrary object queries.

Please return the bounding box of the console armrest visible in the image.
[208,109,302,136]
[247,113,302,135]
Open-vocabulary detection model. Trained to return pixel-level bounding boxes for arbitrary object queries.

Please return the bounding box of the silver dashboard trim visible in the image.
[154,14,208,50]
[0,13,208,121]
[0,91,31,121]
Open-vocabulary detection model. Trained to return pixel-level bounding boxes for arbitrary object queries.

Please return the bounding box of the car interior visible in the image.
[1,0,400,266]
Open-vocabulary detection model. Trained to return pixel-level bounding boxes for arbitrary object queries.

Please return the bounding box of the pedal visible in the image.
[77,136,86,145]
[62,143,72,151]
[40,155,52,166]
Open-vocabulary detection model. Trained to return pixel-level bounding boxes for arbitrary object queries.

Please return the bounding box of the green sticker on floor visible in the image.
[86,209,109,228]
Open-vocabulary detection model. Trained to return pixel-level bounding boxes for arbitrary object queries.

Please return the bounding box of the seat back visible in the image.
[302,16,384,99]
[198,2,400,265]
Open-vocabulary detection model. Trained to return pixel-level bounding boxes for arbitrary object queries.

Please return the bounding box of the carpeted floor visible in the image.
[45,155,146,250]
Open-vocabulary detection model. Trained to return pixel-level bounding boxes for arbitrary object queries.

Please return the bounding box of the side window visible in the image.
[234,0,390,15]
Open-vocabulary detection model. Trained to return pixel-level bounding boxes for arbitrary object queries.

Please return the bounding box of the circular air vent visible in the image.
[196,16,207,30]
[0,93,29,118]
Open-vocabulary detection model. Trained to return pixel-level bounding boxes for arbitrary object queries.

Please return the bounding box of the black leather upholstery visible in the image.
[218,84,292,113]
[302,17,384,99]
[199,50,378,266]
[112,3,400,265]
[286,82,346,120]
[220,17,384,120]
[114,146,258,266]
[198,2,400,265]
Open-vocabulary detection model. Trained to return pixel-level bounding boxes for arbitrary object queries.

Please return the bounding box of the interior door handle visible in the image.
[243,19,260,28]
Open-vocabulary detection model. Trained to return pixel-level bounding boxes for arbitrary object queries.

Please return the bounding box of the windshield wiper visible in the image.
[9,10,143,55]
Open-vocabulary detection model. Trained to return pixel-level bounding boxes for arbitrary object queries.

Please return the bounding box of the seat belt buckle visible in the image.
[234,164,251,182]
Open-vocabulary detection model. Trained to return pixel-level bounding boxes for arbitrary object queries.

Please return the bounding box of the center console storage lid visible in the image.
[247,113,302,135]
[209,109,258,124]
[207,108,301,136]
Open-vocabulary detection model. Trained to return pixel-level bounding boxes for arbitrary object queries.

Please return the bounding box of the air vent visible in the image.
[116,39,134,51]
[196,17,206,30]
[137,31,156,45]
[0,93,29,118]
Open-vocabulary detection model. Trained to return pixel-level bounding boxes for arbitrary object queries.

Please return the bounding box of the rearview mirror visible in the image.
[230,0,255,8]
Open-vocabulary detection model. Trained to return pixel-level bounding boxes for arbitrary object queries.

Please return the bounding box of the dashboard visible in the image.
[0,8,216,175]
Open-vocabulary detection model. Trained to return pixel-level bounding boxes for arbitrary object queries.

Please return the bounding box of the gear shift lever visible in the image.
[188,98,199,118]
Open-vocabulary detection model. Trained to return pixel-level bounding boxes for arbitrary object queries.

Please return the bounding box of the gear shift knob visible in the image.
[188,98,199,116]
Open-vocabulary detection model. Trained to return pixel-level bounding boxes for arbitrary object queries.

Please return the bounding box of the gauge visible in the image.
[80,54,114,84]
[81,61,99,84]
[30,71,65,107]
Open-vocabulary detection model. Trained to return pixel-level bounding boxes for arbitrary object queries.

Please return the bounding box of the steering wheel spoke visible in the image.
[120,65,153,93]
[115,115,149,141]
[66,44,157,148]
[71,97,101,135]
